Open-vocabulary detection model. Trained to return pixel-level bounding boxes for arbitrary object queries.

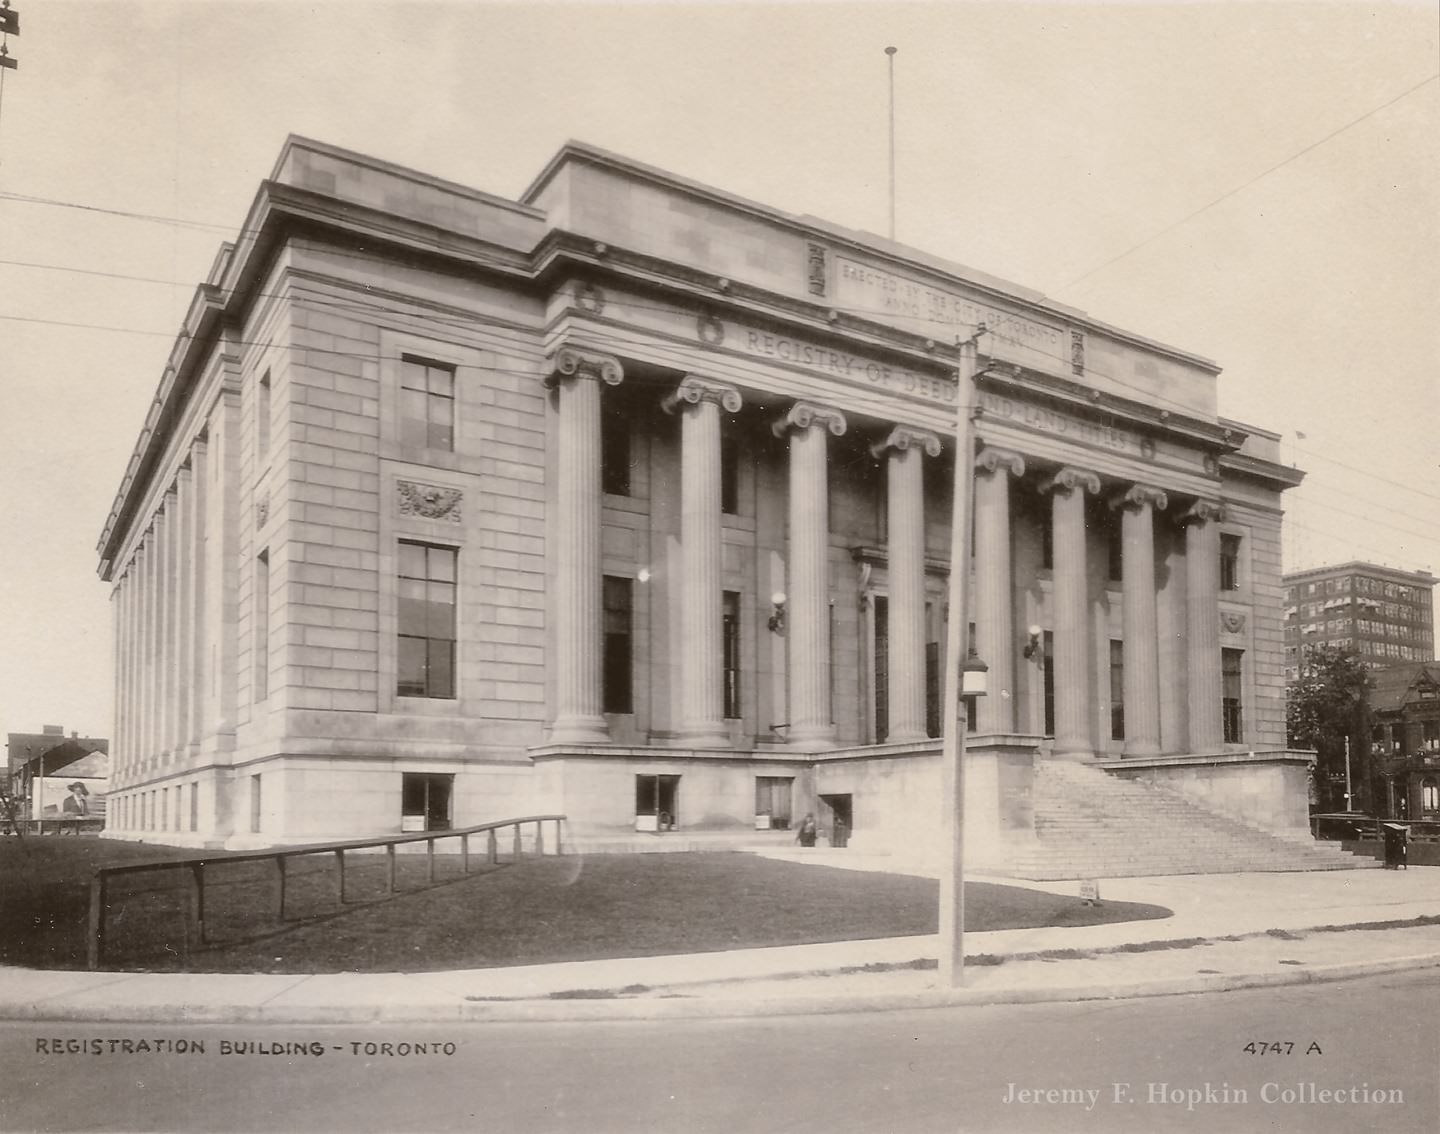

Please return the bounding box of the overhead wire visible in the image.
[1049,71,1440,294]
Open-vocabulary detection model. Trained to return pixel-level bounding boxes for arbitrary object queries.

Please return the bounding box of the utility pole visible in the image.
[0,1,19,166]
[938,328,984,989]
[885,46,897,240]
[1344,734,1353,812]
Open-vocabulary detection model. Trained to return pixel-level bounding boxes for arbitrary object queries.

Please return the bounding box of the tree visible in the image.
[1287,644,1373,812]
[0,773,25,838]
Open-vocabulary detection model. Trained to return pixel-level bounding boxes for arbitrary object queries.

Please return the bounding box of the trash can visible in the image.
[1381,823,1408,870]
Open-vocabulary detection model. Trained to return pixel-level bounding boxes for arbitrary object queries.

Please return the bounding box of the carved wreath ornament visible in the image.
[397,480,462,523]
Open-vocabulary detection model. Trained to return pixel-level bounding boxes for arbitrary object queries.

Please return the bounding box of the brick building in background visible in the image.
[96,138,1326,874]
[1283,562,1436,680]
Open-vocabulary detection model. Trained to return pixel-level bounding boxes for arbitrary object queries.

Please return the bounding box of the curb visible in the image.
[6,951,1440,1026]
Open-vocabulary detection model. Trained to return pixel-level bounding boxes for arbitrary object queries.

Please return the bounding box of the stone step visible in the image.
[1015,759,1375,880]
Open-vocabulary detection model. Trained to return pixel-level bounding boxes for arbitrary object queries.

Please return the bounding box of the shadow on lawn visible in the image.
[1,842,1173,974]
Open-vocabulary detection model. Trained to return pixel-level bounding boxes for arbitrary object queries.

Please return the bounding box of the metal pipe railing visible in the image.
[86,814,565,970]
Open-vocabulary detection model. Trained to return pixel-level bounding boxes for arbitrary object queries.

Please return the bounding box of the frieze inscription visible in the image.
[979,391,1139,455]
[732,328,956,405]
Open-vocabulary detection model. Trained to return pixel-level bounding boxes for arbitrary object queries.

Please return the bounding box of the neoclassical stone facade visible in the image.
[96,137,1304,855]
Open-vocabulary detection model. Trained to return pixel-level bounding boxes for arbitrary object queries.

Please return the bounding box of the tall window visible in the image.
[1220,534,1241,591]
[600,403,630,496]
[398,542,457,698]
[1043,631,1055,737]
[603,575,633,714]
[189,783,199,833]
[1105,510,1123,583]
[1422,778,1438,814]
[1222,647,1244,743]
[755,777,794,829]
[722,590,741,720]
[720,435,740,515]
[873,596,889,742]
[256,370,272,460]
[1109,639,1125,740]
[402,772,453,832]
[249,775,262,834]
[253,550,270,702]
[399,356,455,450]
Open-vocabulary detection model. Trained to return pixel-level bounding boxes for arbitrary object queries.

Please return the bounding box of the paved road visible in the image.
[2,970,1435,1133]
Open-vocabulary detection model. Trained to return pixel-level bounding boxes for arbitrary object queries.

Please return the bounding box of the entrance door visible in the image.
[820,793,853,848]
[636,774,681,831]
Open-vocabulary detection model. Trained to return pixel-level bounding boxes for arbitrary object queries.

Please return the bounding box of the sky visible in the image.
[0,0,1436,748]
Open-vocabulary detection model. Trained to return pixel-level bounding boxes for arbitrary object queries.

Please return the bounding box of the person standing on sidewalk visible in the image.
[796,813,818,847]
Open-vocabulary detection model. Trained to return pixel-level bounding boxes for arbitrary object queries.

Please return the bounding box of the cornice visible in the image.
[1218,451,1306,491]
[976,363,1237,451]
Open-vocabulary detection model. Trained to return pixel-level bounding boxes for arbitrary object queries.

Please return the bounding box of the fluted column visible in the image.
[1113,484,1168,756]
[1182,499,1226,751]
[871,427,942,742]
[773,402,847,749]
[664,376,743,746]
[1039,466,1101,757]
[974,448,1026,734]
[546,347,624,744]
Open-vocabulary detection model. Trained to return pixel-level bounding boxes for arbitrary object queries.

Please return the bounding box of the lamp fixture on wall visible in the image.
[767,592,787,635]
[1022,624,1044,661]
[962,651,990,700]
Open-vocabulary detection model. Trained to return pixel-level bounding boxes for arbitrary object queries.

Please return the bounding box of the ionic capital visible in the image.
[772,401,847,440]
[1037,466,1101,497]
[544,346,624,389]
[974,447,1026,479]
[871,426,941,461]
[1179,498,1226,526]
[1109,483,1169,513]
[662,375,743,416]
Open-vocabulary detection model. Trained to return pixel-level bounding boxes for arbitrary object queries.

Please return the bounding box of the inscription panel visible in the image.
[834,257,1067,375]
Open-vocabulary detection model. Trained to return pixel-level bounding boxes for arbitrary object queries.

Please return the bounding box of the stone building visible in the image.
[96,137,1325,870]
[1369,661,1440,820]
[1283,562,1435,679]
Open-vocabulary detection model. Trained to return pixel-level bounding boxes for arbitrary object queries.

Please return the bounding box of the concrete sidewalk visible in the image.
[2,866,1438,1024]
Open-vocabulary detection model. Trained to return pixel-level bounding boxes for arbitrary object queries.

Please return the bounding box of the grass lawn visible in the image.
[0,839,1172,973]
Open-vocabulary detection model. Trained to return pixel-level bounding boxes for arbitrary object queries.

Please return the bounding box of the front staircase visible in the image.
[1010,760,1378,880]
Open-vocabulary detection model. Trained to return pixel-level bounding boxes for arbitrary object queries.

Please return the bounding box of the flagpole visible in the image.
[885,46,897,240]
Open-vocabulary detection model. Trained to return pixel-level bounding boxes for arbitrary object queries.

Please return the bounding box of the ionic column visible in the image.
[974,448,1026,735]
[1182,499,1226,752]
[773,402,847,749]
[868,427,942,742]
[1112,484,1168,756]
[1039,466,1101,757]
[545,347,624,744]
[664,376,743,746]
